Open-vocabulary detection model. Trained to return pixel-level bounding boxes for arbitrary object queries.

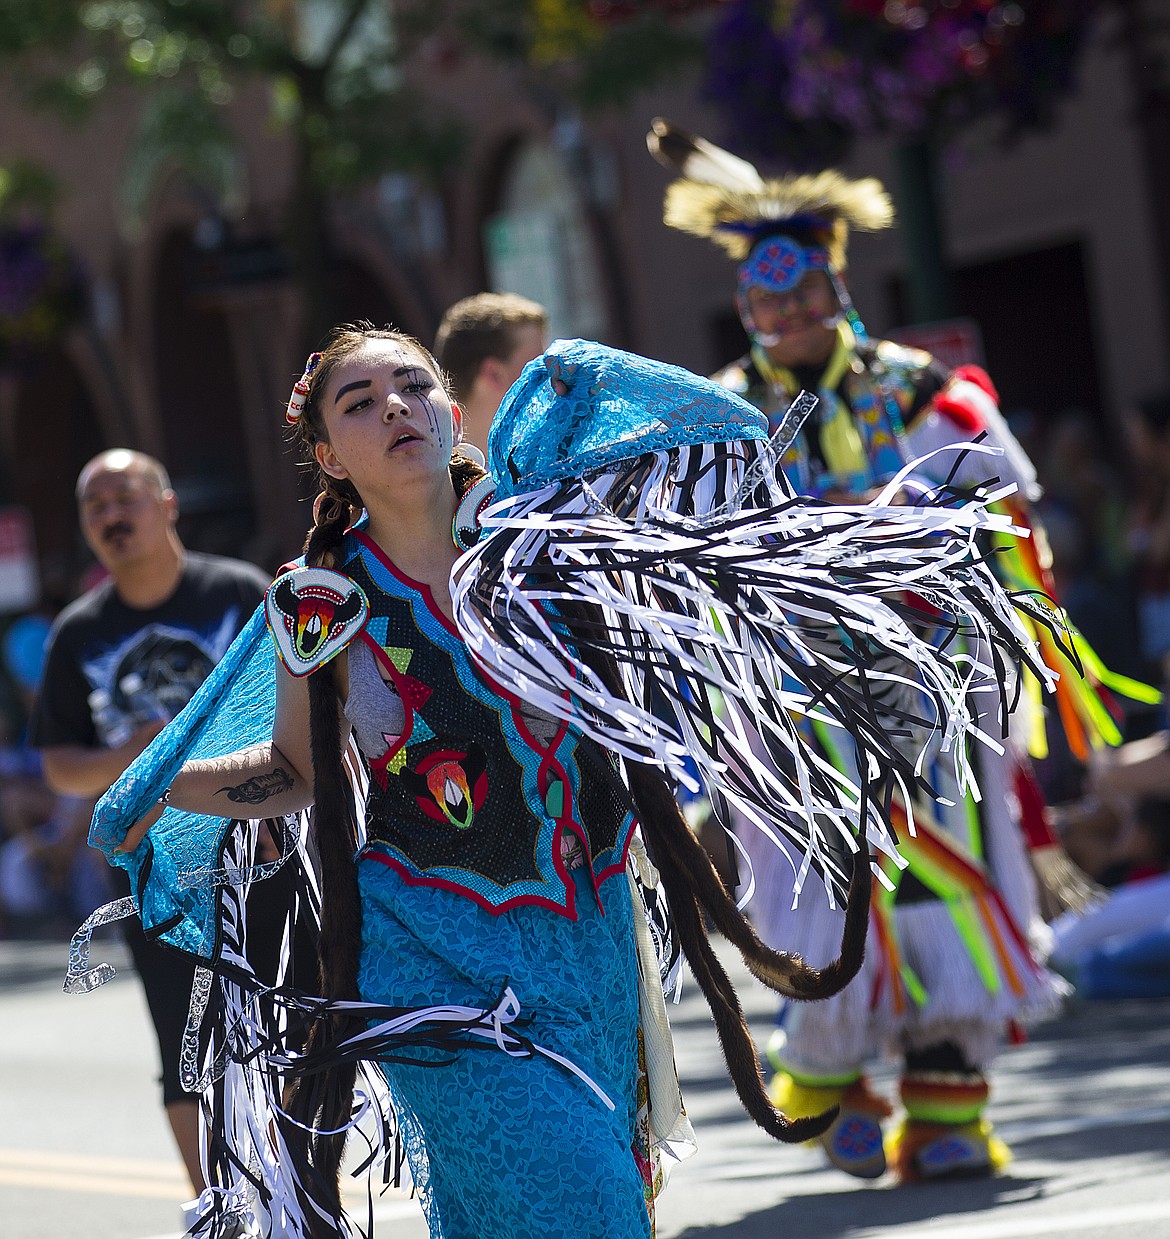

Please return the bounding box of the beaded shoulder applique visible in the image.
[265,567,370,677]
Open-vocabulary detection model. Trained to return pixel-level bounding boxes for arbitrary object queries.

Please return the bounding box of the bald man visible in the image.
[30,450,270,1216]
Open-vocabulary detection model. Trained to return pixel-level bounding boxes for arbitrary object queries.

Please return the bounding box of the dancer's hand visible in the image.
[115,799,165,854]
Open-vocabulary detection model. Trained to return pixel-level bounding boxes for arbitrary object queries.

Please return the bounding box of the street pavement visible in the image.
[2,932,1168,1239]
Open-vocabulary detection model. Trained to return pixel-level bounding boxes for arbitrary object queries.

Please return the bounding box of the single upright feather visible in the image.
[647,116,765,193]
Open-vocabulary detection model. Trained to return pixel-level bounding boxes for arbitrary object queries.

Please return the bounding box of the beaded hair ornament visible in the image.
[737,235,832,295]
[285,352,323,425]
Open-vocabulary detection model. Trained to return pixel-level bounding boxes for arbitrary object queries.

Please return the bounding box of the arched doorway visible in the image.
[483,139,610,343]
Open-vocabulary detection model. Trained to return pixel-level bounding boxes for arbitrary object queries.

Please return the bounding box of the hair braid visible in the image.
[559,616,867,1144]
[623,762,843,1144]
[631,762,869,999]
[283,488,364,1232]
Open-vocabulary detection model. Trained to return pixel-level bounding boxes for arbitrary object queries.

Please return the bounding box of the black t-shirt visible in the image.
[31,552,270,751]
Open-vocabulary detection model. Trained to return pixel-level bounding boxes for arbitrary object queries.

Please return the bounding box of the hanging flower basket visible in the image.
[704,0,1099,164]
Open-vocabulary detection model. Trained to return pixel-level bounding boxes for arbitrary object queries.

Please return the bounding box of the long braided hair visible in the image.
[562,612,869,1145]
[281,324,866,1227]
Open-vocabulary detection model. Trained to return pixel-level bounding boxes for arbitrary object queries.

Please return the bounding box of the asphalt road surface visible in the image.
[2,934,1167,1239]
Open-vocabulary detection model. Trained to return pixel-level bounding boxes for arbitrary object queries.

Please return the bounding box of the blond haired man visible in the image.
[434,292,549,452]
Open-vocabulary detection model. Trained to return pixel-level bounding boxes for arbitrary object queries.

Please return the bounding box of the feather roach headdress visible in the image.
[647,117,893,275]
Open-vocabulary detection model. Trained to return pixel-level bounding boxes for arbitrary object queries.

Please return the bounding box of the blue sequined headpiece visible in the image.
[488,338,767,500]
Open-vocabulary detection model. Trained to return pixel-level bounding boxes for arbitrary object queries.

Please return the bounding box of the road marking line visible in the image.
[0,1147,183,1179]
[0,1145,422,1217]
[0,1166,185,1201]
[132,1194,426,1239]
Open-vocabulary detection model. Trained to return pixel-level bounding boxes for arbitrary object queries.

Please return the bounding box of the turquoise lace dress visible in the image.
[78,338,1057,1239]
[358,865,646,1238]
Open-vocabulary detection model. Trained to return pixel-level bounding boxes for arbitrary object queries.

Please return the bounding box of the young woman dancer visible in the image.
[84,327,1054,1238]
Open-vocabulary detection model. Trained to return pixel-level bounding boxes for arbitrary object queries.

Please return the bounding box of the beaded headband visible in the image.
[285,352,323,425]
[737,235,831,295]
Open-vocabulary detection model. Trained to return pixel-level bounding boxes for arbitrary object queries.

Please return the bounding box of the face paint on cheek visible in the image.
[420,393,440,440]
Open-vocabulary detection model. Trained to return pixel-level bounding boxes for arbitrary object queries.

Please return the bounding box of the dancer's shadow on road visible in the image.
[666,1173,1049,1239]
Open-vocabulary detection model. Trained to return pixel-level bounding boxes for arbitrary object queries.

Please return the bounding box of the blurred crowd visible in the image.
[1011,396,1170,1001]
[0,593,110,939]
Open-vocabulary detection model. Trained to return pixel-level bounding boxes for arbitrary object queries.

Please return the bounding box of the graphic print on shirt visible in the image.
[82,611,243,747]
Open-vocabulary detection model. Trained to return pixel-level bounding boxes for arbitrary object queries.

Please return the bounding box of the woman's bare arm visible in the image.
[117,661,348,852]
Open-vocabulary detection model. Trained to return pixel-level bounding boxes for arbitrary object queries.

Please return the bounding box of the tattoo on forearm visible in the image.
[217,767,295,805]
